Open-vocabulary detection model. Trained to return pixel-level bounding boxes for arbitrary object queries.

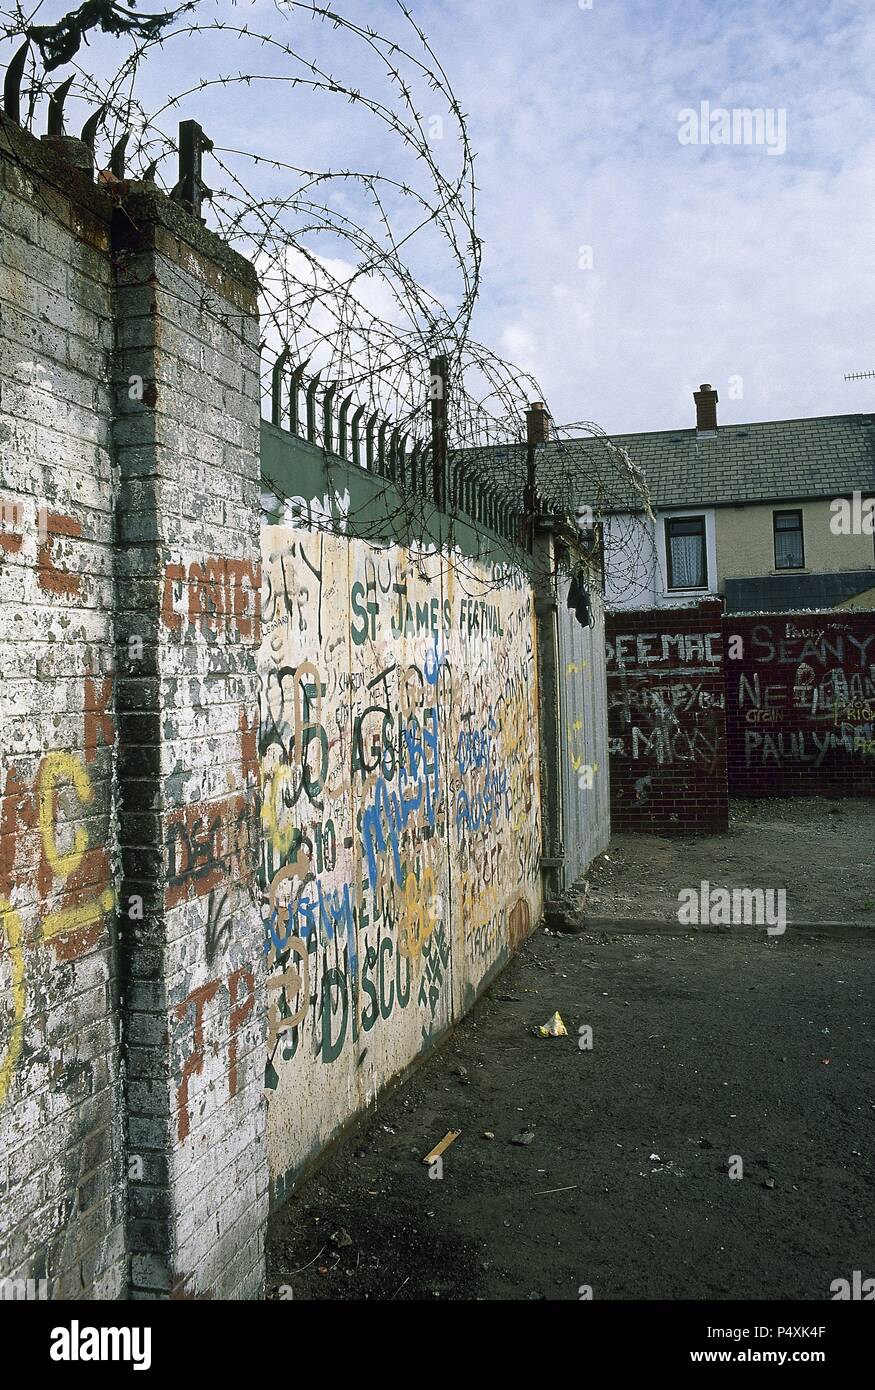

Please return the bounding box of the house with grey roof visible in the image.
[550,385,875,613]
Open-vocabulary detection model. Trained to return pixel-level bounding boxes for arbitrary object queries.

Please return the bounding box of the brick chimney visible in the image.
[694,383,718,434]
[526,400,550,446]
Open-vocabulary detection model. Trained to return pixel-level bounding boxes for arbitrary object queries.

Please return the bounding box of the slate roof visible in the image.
[558,412,875,512]
[452,437,650,514]
[725,571,875,614]
[454,412,875,517]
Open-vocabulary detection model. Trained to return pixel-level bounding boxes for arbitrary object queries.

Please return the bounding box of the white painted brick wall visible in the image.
[0,118,125,1299]
[112,190,268,1298]
[1,116,269,1302]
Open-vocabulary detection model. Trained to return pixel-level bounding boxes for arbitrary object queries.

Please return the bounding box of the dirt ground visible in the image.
[266,797,875,1301]
[585,796,875,928]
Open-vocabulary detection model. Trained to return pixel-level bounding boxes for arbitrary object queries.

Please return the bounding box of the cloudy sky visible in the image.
[424,0,875,434]
[8,0,875,434]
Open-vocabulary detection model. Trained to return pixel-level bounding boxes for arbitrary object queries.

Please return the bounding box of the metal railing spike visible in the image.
[109,131,129,179]
[338,394,354,460]
[305,372,322,443]
[289,358,310,435]
[3,41,29,125]
[323,382,338,454]
[377,420,389,477]
[80,104,105,151]
[396,431,408,491]
[270,347,290,428]
[365,413,378,473]
[351,404,366,466]
[47,75,74,137]
[409,441,423,496]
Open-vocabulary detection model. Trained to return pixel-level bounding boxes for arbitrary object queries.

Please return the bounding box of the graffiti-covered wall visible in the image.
[1,114,268,1300]
[725,613,875,796]
[0,118,124,1298]
[259,434,542,1197]
[1,111,543,1297]
[605,601,729,833]
[605,605,875,826]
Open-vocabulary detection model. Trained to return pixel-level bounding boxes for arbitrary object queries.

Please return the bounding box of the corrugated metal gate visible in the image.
[556,581,611,887]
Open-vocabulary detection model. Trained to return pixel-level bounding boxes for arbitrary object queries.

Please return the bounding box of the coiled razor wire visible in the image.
[1,0,654,596]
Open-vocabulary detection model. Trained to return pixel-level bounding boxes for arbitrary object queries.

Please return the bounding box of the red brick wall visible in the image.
[605,602,728,833]
[725,613,875,796]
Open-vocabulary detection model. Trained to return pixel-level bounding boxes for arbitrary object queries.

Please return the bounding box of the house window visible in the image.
[665,515,707,589]
[773,509,804,569]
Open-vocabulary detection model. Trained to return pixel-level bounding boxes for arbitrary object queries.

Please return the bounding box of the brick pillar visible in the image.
[111,188,267,1298]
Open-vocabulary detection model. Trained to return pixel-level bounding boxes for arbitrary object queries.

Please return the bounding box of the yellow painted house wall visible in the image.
[715,499,875,589]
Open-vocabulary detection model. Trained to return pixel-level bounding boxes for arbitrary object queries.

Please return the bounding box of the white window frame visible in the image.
[655,508,717,599]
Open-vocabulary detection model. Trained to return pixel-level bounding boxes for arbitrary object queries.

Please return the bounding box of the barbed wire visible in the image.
[1,0,654,600]
[541,422,657,604]
[1,2,524,437]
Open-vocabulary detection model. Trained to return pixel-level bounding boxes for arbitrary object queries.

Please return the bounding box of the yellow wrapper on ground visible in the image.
[538,1011,568,1037]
